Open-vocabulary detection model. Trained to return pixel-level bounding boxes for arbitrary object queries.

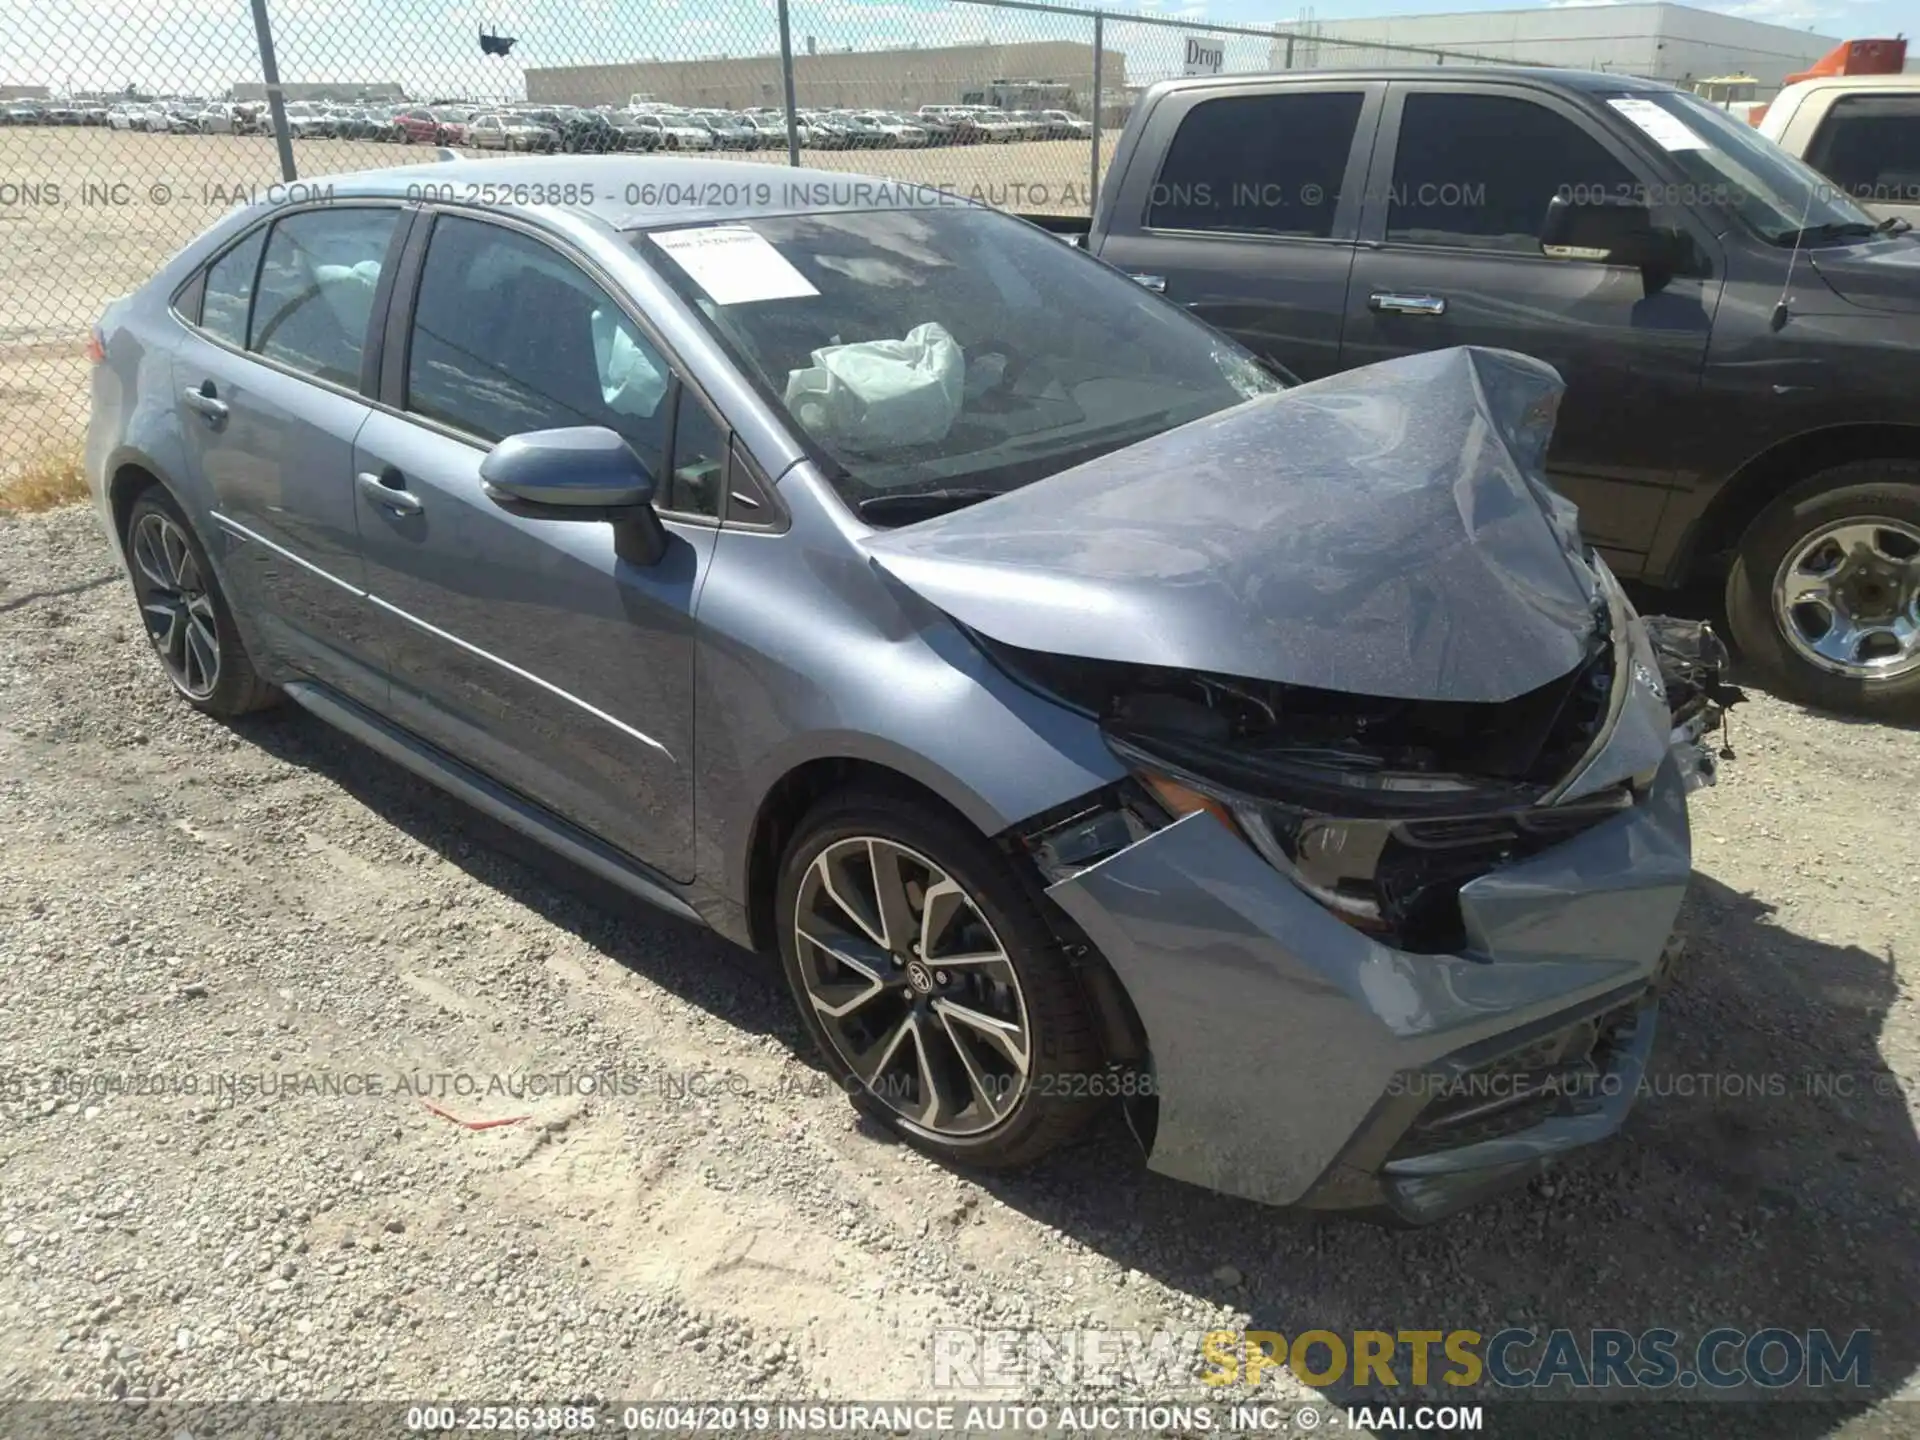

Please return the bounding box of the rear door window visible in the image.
[1147,91,1365,238]
[200,227,267,346]
[1805,94,1920,209]
[249,208,402,387]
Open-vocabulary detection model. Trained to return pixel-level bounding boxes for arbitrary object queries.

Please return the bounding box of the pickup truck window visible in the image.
[1805,95,1920,210]
[1606,89,1876,244]
[1388,93,1636,253]
[1146,91,1363,239]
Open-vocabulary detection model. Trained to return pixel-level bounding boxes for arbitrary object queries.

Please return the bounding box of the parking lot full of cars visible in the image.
[1,95,1094,151]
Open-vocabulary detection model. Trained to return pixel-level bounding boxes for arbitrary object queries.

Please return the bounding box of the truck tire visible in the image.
[1725,460,1920,718]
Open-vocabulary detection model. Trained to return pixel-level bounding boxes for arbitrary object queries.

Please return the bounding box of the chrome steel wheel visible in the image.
[129,510,221,699]
[792,836,1030,1138]
[1772,518,1920,680]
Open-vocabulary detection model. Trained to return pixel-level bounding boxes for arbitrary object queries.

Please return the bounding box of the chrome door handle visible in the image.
[1369,292,1447,316]
[357,469,423,516]
[181,385,228,424]
[1128,273,1167,293]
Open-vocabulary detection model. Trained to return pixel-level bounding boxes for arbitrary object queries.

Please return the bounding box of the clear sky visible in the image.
[3,0,1910,99]
[1228,0,1913,28]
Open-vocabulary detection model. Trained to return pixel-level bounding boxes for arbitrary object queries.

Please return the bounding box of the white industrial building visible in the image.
[1270,3,1839,89]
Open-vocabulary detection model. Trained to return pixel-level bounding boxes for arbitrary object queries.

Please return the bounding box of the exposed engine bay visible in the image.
[1010,616,1738,955]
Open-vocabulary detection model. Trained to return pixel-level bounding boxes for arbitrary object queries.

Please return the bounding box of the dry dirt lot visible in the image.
[0,127,1110,458]
[1,499,1918,1436]
[4,122,1920,1437]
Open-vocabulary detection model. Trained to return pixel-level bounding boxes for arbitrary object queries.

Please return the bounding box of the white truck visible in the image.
[1754,39,1918,226]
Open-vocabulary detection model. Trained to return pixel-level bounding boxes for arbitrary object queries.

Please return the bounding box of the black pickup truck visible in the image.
[1048,68,1920,716]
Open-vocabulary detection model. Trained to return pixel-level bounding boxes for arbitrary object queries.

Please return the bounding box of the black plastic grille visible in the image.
[1389,998,1645,1161]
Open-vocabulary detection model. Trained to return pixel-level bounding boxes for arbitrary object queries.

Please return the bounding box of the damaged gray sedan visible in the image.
[87,161,1735,1223]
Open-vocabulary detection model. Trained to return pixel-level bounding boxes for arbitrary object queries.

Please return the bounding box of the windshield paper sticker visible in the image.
[650,226,819,305]
[1606,98,1710,152]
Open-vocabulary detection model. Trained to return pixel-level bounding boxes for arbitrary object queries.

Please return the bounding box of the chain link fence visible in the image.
[1,0,284,466]
[1,0,1527,460]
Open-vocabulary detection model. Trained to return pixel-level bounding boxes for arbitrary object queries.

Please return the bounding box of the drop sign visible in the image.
[1183,37,1225,75]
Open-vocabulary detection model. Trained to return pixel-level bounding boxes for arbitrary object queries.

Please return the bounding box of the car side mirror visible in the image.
[479,425,669,566]
[1540,195,1690,287]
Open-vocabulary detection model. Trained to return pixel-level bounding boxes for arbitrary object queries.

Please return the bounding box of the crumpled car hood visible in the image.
[862,346,1603,703]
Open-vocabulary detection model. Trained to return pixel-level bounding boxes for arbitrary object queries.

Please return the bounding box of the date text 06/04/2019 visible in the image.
[403,1402,1484,1433]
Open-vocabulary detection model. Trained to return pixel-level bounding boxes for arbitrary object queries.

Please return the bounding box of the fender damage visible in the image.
[863,347,1737,1220]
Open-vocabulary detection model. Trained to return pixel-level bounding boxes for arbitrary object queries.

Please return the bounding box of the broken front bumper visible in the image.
[1044,756,1693,1224]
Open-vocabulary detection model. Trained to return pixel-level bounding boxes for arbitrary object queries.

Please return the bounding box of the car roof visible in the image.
[1777,73,1918,96]
[331,156,988,230]
[1146,66,1676,95]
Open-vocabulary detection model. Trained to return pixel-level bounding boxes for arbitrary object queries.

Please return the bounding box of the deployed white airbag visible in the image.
[591,308,667,419]
[312,260,380,337]
[784,322,964,449]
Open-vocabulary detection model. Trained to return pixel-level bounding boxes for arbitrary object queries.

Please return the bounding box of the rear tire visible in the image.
[775,788,1106,1170]
[1724,460,1920,718]
[123,487,279,719]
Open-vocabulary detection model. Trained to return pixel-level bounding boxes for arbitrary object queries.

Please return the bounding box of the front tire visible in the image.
[124,488,279,718]
[1725,460,1920,717]
[775,790,1106,1169]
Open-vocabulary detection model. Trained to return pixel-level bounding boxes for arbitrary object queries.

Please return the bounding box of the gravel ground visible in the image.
[0,502,1916,1437]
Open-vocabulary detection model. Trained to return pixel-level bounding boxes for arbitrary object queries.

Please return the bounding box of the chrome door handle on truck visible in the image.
[1370,292,1447,317]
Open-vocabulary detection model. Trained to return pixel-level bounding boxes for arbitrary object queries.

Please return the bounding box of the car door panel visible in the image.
[1342,262,1698,556]
[170,205,408,708]
[173,344,384,703]
[1340,84,1722,569]
[354,412,710,878]
[353,211,708,880]
[1094,82,1380,383]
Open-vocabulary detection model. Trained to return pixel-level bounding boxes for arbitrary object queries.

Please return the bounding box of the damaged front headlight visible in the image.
[1122,745,1633,952]
[1234,801,1395,934]
[985,630,1638,955]
[1129,756,1467,937]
